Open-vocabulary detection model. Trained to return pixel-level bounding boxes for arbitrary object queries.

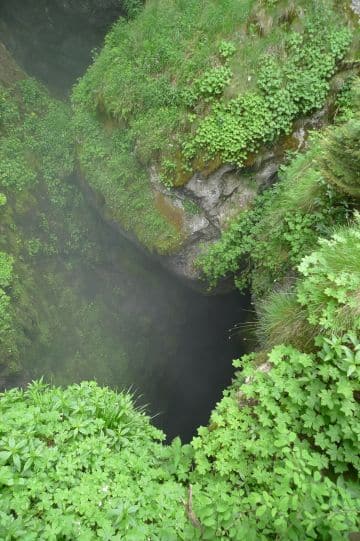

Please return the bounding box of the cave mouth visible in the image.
[0,2,253,443]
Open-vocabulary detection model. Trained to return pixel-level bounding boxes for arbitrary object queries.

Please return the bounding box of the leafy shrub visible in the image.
[298,218,360,333]
[218,40,236,60]
[190,332,360,540]
[184,19,351,168]
[183,92,273,163]
[198,132,355,295]
[183,65,233,107]
[0,381,188,540]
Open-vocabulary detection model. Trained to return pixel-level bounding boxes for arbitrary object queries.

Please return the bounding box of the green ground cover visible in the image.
[72,0,355,253]
[1,2,360,538]
[0,78,75,378]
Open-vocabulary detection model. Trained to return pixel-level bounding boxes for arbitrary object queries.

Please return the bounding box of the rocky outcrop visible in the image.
[351,0,360,15]
[0,0,126,94]
[150,165,257,287]
[0,2,348,291]
[147,109,329,288]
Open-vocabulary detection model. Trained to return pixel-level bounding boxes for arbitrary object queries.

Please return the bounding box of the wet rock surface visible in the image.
[148,108,329,287]
[351,0,360,15]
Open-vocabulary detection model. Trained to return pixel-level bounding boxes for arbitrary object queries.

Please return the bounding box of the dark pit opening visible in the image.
[0,0,126,95]
[0,2,253,442]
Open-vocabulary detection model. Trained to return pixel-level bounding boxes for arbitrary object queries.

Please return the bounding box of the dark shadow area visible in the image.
[0,0,126,95]
[0,2,253,442]
[19,185,252,442]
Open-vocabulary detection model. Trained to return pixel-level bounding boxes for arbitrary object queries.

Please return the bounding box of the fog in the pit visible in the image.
[0,0,252,441]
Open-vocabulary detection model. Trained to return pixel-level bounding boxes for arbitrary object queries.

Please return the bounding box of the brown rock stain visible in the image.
[154,192,184,232]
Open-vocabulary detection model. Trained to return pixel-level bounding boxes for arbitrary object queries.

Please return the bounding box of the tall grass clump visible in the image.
[298,217,360,334]
[320,118,360,198]
[257,288,317,350]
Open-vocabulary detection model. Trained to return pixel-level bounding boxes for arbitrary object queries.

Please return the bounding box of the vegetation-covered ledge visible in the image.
[0,44,87,383]
[0,2,360,539]
[2,74,360,540]
[72,0,357,283]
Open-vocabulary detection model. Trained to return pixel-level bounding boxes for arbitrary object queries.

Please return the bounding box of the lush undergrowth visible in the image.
[72,0,355,253]
[2,108,360,537]
[1,1,360,539]
[0,77,75,377]
[2,254,360,539]
[199,79,360,297]
[0,382,189,540]
[0,76,136,385]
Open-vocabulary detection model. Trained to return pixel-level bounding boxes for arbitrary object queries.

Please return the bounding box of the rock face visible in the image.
[150,165,257,287]
[351,0,360,15]
[148,109,329,288]
[0,0,126,94]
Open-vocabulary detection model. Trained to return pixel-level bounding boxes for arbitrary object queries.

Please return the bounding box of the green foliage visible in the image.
[0,136,37,190]
[0,79,74,191]
[0,88,19,127]
[183,17,351,167]
[123,0,143,19]
[0,251,14,348]
[218,40,236,60]
[74,0,255,120]
[298,218,360,333]
[183,65,233,107]
[73,109,183,254]
[198,132,354,295]
[256,288,316,350]
[253,217,360,350]
[3,318,359,540]
[0,77,76,377]
[190,331,360,540]
[0,4,359,540]
[0,381,188,540]
[192,221,360,534]
[0,250,20,375]
[319,117,360,198]
[0,251,13,288]
[183,91,273,163]
[334,76,360,121]
[72,0,257,250]
[72,0,353,251]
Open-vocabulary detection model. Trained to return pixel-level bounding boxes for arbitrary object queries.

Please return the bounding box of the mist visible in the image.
[0,0,251,442]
